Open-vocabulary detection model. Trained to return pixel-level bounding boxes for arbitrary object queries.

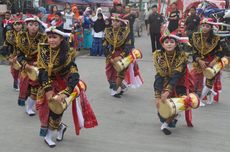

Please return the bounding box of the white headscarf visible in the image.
[92,8,108,22]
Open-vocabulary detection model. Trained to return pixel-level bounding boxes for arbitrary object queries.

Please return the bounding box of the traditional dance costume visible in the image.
[153,34,194,135]
[36,27,97,147]
[103,15,133,97]
[16,17,47,116]
[190,18,223,106]
[4,19,24,90]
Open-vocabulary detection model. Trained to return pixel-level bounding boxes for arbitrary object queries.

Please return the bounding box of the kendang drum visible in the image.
[113,49,142,72]
[158,93,200,119]
[12,61,22,70]
[203,57,229,79]
[25,65,39,81]
[48,80,87,115]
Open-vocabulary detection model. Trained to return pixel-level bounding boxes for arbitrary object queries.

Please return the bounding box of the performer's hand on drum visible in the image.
[45,90,54,101]
[111,57,122,64]
[209,60,217,68]
[55,94,67,103]
[198,59,208,69]
[25,64,32,72]
[8,57,14,63]
[155,98,161,109]
[110,59,115,64]
[161,91,170,103]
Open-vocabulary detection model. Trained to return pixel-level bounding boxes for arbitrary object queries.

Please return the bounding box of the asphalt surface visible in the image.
[0,31,230,152]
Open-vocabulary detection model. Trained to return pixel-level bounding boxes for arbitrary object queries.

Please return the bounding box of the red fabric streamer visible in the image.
[72,100,81,135]
[80,91,98,128]
[184,66,193,127]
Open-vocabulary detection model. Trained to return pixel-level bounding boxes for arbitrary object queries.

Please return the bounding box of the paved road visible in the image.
[0,32,230,152]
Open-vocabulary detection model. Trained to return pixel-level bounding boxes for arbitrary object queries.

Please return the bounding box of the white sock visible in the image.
[199,101,206,107]
[57,124,67,141]
[26,97,35,115]
[110,89,117,96]
[200,86,211,101]
[44,129,56,147]
[161,122,168,130]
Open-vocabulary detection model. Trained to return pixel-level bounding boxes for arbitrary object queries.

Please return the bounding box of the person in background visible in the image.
[61,3,74,33]
[63,2,71,14]
[83,7,93,50]
[110,0,124,16]
[72,4,80,21]
[14,10,24,20]
[147,5,164,52]
[2,11,12,41]
[144,7,151,30]
[75,10,84,50]
[37,7,47,23]
[168,2,181,33]
[50,12,63,29]
[123,4,138,48]
[91,12,106,56]
[47,5,58,26]
[92,8,107,21]
[185,7,200,38]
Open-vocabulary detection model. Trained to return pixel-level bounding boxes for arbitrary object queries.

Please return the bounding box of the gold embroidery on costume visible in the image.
[16,31,47,60]
[153,50,187,77]
[37,43,72,76]
[5,30,17,46]
[192,32,220,57]
[104,26,130,49]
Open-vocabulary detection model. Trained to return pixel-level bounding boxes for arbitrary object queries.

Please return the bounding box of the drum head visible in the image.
[203,68,215,79]
[27,68,38,81]
[48,98,65,115]
[158,100,175,119]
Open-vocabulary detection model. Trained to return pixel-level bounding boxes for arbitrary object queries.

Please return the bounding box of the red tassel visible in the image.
[185,110,193,127]
[214,91,219,102]
[72,100,81,135]
[213,74,222,102]
[80,91,98,128]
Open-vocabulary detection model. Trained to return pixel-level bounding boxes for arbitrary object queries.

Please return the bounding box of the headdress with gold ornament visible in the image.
[9,18,24,25]
[160,24,189,43]
[24,16,48,28]
[111,13,129,25]
[45,26,71,37]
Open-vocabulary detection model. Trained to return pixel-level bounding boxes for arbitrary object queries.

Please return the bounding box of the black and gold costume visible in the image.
[103,26,132,90]
[2,30,21,90]
[16,31,47,106]
[36,42,79,134]
[103,26,131,59]
[4,30,20,57]
[191,32,223,88]
[17,31,47,66]
[153,50,188,98]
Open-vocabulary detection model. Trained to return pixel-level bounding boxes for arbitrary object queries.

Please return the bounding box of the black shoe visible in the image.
[162,128,172,135]
[113,94,121,98]
[117,91,124,96]
[13,84,18,89]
